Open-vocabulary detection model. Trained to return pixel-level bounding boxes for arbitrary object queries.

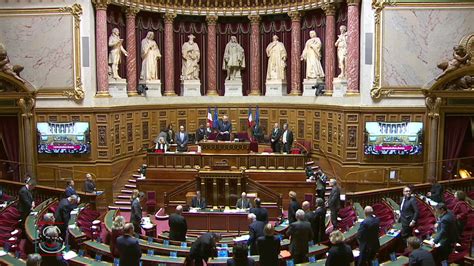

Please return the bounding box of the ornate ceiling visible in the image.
[101,0,347,16]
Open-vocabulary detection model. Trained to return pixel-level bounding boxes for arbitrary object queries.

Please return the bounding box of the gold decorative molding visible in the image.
[248,14,261,24]
[347,0,361,6]
[288,11,301,21]
[93,0,110,10]
[124,6,140,17]
[162,12,177,23]
[321,3,336,16]
[17,97,35,118]
[372,0,396,24]
[425,97,442,120]
[206,15,219,25]
[63,78,85,101]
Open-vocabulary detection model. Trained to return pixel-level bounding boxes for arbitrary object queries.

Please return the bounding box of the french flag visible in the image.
[207,107,213,128]
[248,107,253,128]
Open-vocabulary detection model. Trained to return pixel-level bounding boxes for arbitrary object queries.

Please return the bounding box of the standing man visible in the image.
[288,191,301,224]
[130,190,144,235]
[313,198,327,243]
[432,203,458,263]
[281,123,294,154]
[217,115,232,141]
[84,173,96,193]
[315,169,327,199]
[327,179,341,229]
[189,232,222,266]
[64,180,77,197]
[55,194,79,239]
[257,224,281,266]
[399,186,418,242]
[270,123,282,153]
[18,179,35,230]
[116,223,142,266]
[247,213,265,255]
[191,191,206,209]
[250,198,268,223]
[357,206,381,266]
[169,205,187,242]
[427,177,444,204]
[195,124,208,143]
[236,192,252,209]
[286,209,313,264]
[176,125,189,152]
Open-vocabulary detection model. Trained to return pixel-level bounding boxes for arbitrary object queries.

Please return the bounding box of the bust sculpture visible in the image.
[335,25,348,79]
[108,28,128,80]
[266,35,287,80]
[181,34,200,80]
[140,32,162,81]
[223,36,245,81]
[300,30,325,80]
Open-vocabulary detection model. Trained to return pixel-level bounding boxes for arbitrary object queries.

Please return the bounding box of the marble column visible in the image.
[248,15,261,96]
[322,3,336,95]
[163,13,177,96]
[94,1,109,96]
[206,15,219,96]
[125,7,139,96]
[288,11,302,96]
[347,0,360,94]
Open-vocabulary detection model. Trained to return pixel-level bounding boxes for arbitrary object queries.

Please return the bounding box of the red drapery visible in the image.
[0,116,19,181]
[106,5,127,79]
[443,116,470,180]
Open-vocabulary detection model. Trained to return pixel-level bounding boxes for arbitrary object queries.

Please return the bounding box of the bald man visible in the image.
[357,206,380,266]
[169,205,187,242]
[236,192,252,209]
[217,115,232,141]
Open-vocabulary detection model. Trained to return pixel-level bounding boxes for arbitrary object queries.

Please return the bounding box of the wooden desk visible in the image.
[198,170,245,206]
[200,141,250,154]
[183,210,249,232]
[25,198,57,242]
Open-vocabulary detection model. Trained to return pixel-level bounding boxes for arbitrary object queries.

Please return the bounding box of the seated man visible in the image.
[84,173,103,195]
[64,180,77,197]
[407,236,435,266]
[195,123,209,143]
[191,191,206,209]
[217,115,232,141]
[155,136,168,152]
[236,192,252,209]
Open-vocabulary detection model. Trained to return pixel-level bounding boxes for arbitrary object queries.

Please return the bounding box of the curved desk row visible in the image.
[25,198,57,242]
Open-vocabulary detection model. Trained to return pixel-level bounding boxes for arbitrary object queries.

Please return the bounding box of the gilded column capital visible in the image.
[206,15,219,25]
[347,0,361,6]
[124,7,140,17]
[426,96,442,120]
[93,0,109,10]
[321,3,337,16]
[18,97,35,119]
[248,14,261,24]
[163,12,177,23]
[288,11,301,22]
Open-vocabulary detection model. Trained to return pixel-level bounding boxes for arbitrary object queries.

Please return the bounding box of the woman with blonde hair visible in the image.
[325,230,354,266]
[110,215,125,257]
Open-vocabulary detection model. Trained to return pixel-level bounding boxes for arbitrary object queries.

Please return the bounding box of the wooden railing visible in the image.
[247,178,283,209]
[345,177,474,207]
[0,179,98,209]
[164,179,197,208]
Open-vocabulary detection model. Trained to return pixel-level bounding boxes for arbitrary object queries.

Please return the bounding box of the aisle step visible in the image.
[121,189,133,194]
[132,174,141,178]
[125,184,137,189]
[108,205,131,211]
[117,195,131,199]
[128,179,137,183]
[114,200,131,205]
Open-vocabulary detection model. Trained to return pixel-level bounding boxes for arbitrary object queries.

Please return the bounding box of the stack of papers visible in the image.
[233,235,250,242]
[63,250,78,260]
[0,250,6,257]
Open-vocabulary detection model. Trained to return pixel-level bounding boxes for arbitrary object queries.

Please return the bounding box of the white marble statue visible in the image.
[181,34,200,80]
[140,31,162,81]
[335,25,348,78]
[223,36,245,80]
[108,28,128,80]
[266,35,287,80]
[300,30,325,80]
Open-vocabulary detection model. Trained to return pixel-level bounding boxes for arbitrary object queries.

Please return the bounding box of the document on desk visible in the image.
[233,235,250,242]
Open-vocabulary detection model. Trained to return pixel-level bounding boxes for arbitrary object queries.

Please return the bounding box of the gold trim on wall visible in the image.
[0,4,84,101]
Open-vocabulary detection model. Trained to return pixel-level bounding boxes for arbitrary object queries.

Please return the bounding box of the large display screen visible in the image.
[364,122,423,155]
[37,122,90,154]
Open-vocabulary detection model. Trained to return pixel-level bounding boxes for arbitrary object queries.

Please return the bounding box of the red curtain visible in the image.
[107,5,127,79]
[260,15,292,94]
[443,116,470,180]
[173,16,208,95]
[0,116,19,181]
[136,12,165,93]
[217,18,251,96]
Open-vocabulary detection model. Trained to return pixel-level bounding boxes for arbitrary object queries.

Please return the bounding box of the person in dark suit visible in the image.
[432,203,458,263]
[315,169,328,199]
[217,115,232,141]
[251,123,264,143]
[325,230,355,266]
[257,223,281,266]
[169,205,187,242]
[176,125,189,152]
[84,173,96,193]
[64,180,77,197]
[189,232,222,266]
[407,236,435,266]
[288,191,301,224]
[281,123,294,153]
[191,191,207,209]
[130,190,144,235]
[38,226,66,266]
[247,213,265,255]
[236,192,252,209]
[270,123,282,153]
[399,186,419,242]
[18,179,35,229]
[54,195,79,239]
[249,198,268,223]
[302,201,312,221]
[195,124,208,143]
[426,177,444,203]
[116,223,142,266]
[227,243,255,266]
[327,179,341,229]
[313,198,327,243]
[357,206,380,266]
[286,209,313,264]
[166,124,175,144]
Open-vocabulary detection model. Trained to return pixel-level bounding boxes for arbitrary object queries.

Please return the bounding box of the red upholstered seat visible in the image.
[208,132,218,141]
[263,148,273,153]
[146,191,157,213]
[290,148,301,154]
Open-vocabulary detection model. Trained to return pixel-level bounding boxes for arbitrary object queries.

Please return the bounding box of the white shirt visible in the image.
[282,130,288,143]
[179,132,185,141]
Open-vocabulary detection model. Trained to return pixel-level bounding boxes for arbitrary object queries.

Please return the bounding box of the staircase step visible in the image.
[132,174,141,178]
[125,184,137,189]
[114,201,131,205]
[108,205,131,211]
[117,195,131,199]
[121,189,133,194]
[128,179,137,183]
